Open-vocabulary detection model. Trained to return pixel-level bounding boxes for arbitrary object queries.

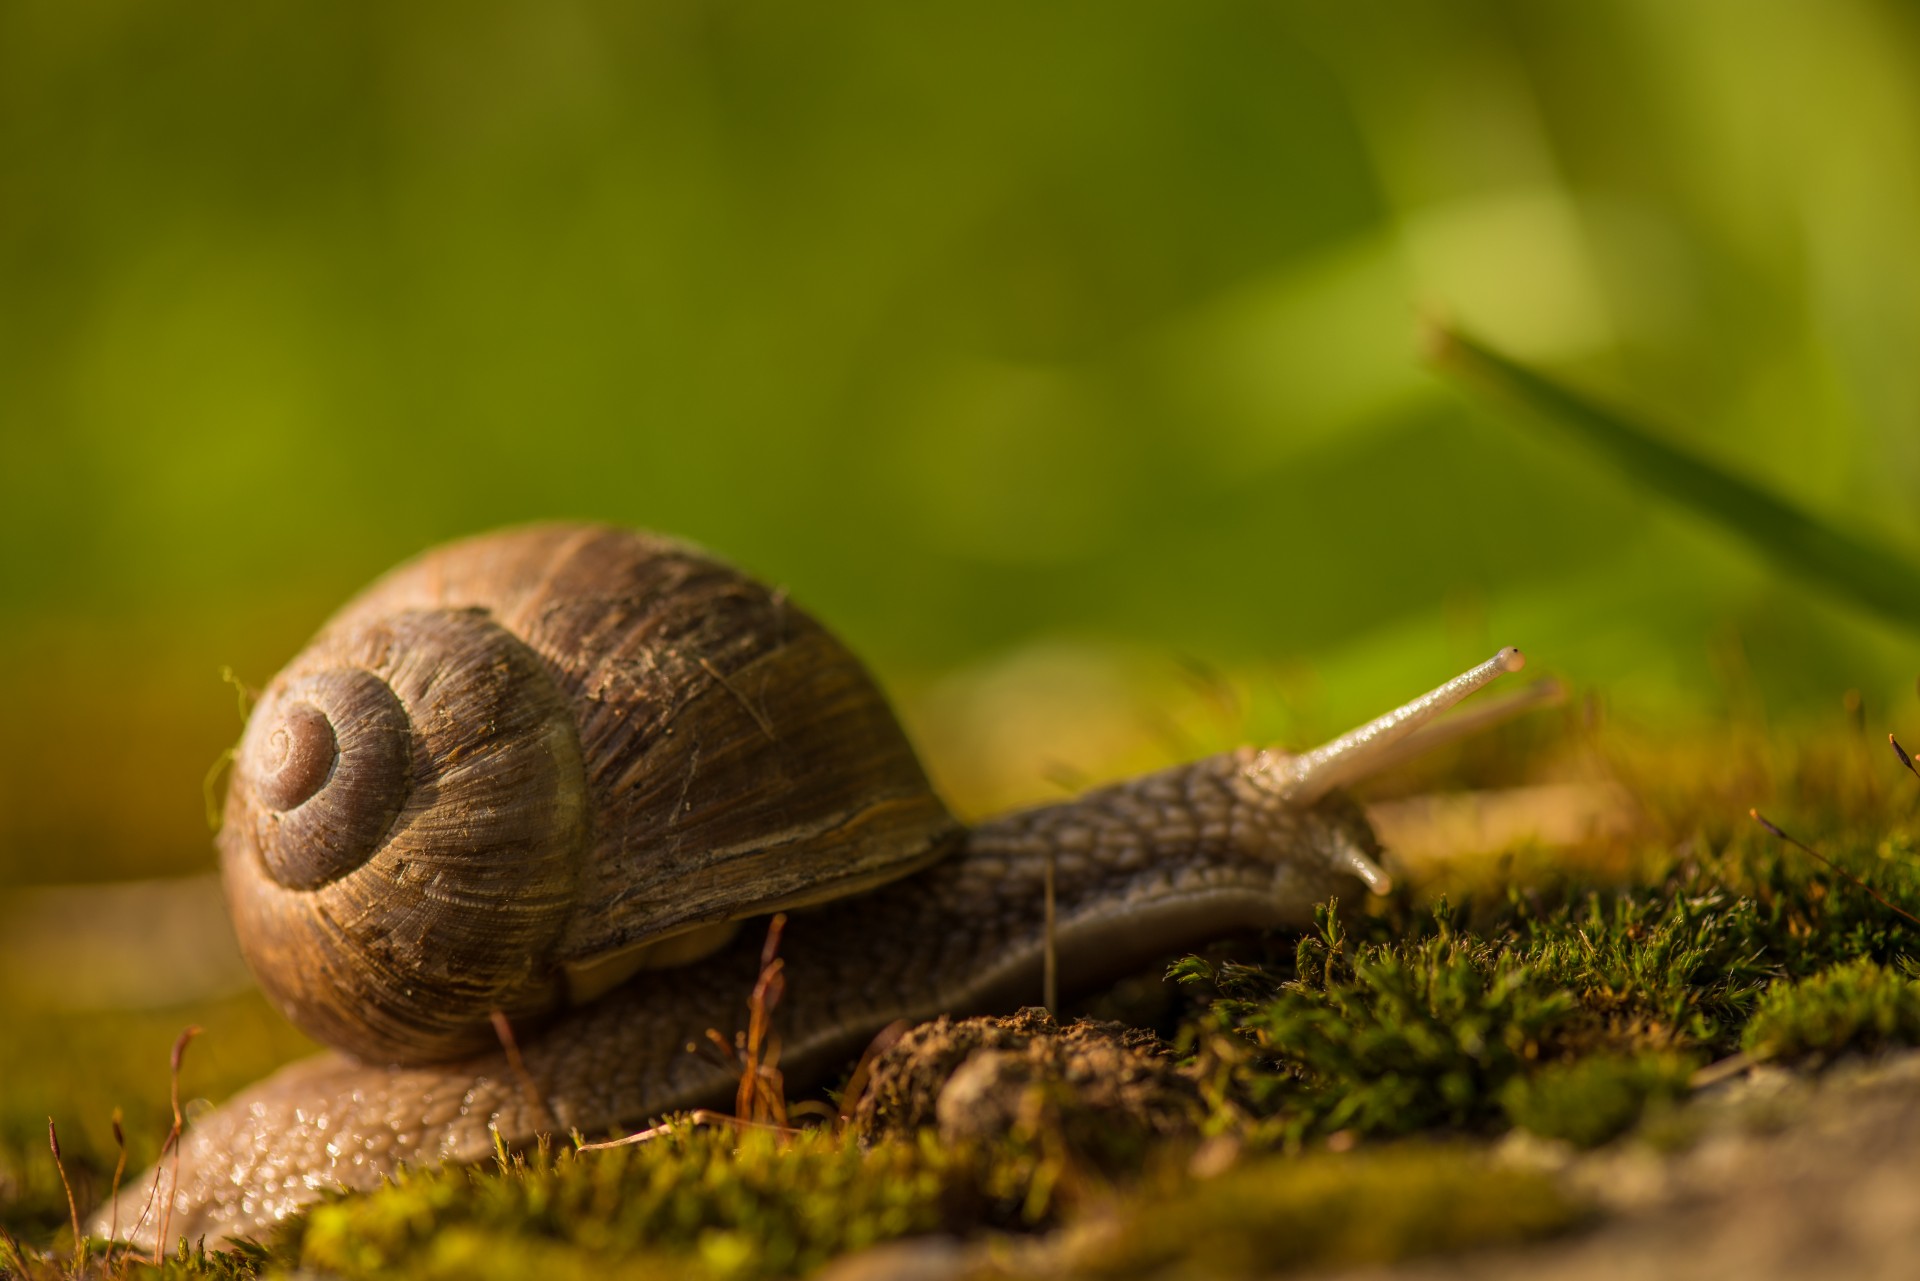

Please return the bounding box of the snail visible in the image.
[96,522,1530,1248]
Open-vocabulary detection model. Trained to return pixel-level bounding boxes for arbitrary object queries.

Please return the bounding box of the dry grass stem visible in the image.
[574,1108,799,1152]
[47,1118,82,1277]
[145,1025,202,1266]
[734,914,790,1127]
[1750,810,1920,930]
[105,1109,127,1273]
[840,1019,911,1124]
[489,1010,554,1133]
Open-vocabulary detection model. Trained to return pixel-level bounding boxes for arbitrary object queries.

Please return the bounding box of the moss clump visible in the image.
[277,1127,949,1281]
[1741,959,1920,1063]
[1064,1147,1582,1277]
[0,1234,267,1281]
[1174,905,1581,1138]
[1500,1052,1697,1148]
[1173,769,1920,1147]
[6,723,1919,1278]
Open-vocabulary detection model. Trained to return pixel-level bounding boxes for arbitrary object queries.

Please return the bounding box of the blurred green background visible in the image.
[4,0,1919,889]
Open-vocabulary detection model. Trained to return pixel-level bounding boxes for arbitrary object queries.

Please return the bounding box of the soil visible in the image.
[853,1007,1203,1150]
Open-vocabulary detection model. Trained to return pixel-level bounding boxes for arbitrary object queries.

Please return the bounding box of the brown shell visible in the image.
[220,524,960,1065]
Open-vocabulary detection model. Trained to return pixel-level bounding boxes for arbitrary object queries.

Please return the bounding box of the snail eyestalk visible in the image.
[1340,844,1394,896]
[1248,648,1526,807]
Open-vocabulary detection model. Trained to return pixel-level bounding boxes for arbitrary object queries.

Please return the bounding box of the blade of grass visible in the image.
[1426,324,1920,633]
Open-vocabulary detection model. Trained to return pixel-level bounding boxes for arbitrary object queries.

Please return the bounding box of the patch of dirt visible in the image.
[852,1007,1202,1154]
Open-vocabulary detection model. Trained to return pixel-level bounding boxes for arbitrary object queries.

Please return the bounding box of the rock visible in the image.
[1326,1049,1920,1281]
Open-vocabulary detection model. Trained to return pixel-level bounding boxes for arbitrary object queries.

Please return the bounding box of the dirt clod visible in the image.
[853,1008,1202,1154]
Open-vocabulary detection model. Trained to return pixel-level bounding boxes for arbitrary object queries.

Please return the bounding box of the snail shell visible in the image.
[220,524,958,1065]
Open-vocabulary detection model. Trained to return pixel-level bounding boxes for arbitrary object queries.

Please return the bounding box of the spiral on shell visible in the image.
[219,525,959,1065]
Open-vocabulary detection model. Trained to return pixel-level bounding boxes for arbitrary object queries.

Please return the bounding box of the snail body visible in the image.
[99,523,1526,1247]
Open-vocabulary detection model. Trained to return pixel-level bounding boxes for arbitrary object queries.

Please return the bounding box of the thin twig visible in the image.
[593,914,810,1156]
[489,1010,554,1133]
[128,1159,164,1264]
[575,1107,799,1152]
[1751,810,1920,929]
[737,915,789,1127]
[786,1100,839,1124]
[48,1118,82,1277]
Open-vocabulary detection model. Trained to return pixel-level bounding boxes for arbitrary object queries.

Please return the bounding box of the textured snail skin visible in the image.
[95,752,1381,1248]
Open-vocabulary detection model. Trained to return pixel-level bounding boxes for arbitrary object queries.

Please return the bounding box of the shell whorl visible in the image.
[244,667,409,888]
[222,607,590,1064]
[219,524,959,1066]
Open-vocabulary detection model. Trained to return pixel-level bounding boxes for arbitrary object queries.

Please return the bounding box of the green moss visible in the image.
[1500,1052,1698,1148]
[5,724,1919,1278]
[1065,1147,1582,1276]
[0,1233,267,1281]
[1174,905,1582,1138]
[277,1127,951,1281]
[1741,959,1920,1062]
[1174,765,1920,1146]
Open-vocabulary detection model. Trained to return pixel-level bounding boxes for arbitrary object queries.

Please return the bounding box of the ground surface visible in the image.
[1348,1050,1920,1281]
[4,717,1919,1279]
[817,1046,1920,1281]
